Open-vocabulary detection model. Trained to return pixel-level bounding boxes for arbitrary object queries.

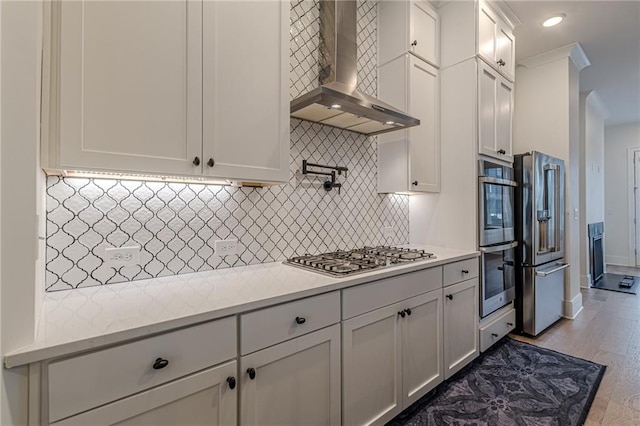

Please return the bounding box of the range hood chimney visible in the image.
[290,0,420,136]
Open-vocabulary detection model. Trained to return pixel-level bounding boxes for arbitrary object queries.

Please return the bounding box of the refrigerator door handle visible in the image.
[480,241,518,253]
[535,262,569,277]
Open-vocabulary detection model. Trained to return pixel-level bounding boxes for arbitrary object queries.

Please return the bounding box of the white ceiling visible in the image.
[505,0,640,126]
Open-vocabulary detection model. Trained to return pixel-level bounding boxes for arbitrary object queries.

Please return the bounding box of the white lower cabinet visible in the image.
[443,278,479,379]
[240,324,341,426]
[342,289,442,426]
[52,361,237,426]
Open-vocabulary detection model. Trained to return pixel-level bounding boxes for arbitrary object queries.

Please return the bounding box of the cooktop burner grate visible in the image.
[284,246,436,277]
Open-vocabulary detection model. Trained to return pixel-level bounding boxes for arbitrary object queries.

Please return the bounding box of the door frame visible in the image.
[627,148,640,266]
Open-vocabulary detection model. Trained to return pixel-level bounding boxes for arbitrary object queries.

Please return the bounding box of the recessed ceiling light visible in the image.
[385,121,395,125]
[330,104,341,109]
[542,14,565,27]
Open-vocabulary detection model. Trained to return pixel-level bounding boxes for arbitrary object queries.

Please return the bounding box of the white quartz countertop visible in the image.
[5,245,478,368]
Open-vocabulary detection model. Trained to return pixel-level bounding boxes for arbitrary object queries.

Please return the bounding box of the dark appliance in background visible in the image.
[478,160,517,318]
[588,222,605,283]
[514,151,569,336]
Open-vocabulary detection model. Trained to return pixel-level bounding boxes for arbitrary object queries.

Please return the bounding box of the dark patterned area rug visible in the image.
[387,338,606,426]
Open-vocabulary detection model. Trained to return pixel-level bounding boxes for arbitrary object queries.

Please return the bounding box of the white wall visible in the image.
[604,123,640,266]
[1,1,44,424]
[579,91,606,287]
[513,45,586,318]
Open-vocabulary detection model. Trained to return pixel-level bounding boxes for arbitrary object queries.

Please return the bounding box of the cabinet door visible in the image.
[408,56,440,192]
[240,325,341,426]
[342,304,402,426]
[52,362,237,426]
[496,77,513,162]
[443,278,479,379]
[203,1,289,184]
[409,0,439,67]
[477,2,498,66]
[401,290,443,407]
[478,60,498,158]
[497,25,515,81]
[54,0,203,176]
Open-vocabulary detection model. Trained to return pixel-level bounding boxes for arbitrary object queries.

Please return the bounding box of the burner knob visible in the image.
[398,311,406,318]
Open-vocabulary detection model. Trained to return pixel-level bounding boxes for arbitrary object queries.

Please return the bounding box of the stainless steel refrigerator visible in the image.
[514,151,569,336]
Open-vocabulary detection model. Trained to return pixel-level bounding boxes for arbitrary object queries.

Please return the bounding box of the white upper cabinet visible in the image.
[45,0,203,176]
[378,54,440,193]
[478,60,513,161]
[378,0,440,67]
[440,0,516,82]
[477,1,515,82]
[202,1,289,183]
[43,0,289,184]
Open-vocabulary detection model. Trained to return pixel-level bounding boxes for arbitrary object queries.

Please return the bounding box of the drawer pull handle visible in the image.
[446,294,453,300]
[491,333,499,338]
[247,368,256,380]
[507,322,514,327]
[295,316,306,325]
[398,310,406,318]
[461,269,469,274]
[404,308,412,316]
[226,376,236,390]
[152,358,169,370]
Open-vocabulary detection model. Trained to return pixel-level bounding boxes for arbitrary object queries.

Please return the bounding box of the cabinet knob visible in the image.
[411,40,418,47]
[497,59,506,66]
[461,269,469,274]
[192,156,201,166]
[491,333,499,338]
[398,310,406,318]
[507,322,514,327]
[247,368,256,380]
[295,316,306,325]
[152,358,169,370]
[207,158,215,168]
[446,294,453,300]
[411,180,418,186]
[404,308,412,316]
[497,149,506,155]
[226,376,236,390]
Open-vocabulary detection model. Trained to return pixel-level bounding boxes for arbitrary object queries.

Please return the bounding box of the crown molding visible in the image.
[518,42,591,72]
[582,90,609,120]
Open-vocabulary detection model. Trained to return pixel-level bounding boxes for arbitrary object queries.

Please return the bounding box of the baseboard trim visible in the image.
[563,292,583,319]
[580,273,592,289]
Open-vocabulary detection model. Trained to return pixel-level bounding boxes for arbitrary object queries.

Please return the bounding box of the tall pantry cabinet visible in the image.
[41,0,289,184]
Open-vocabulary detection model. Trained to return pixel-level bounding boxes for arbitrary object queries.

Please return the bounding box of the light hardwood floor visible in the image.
[510,285,640,425]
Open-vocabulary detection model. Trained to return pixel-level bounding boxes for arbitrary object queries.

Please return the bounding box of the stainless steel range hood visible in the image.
[290,0,420,136]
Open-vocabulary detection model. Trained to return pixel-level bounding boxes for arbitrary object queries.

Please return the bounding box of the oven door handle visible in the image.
[535,262,570,277]
[480,241,518,253]
[479,176,517,187]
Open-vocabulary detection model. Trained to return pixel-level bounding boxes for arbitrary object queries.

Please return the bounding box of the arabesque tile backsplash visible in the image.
[45,0,410,291]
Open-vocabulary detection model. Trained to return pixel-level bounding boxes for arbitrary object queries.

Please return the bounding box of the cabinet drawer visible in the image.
[479,308,515,352]
[443,258,479,286]
[342,267,442,320]
[52,361,237,426]
[48,316,237,423]
[240,292,340,355]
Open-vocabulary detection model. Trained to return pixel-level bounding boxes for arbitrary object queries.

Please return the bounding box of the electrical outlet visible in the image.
[383,226,395,238]
[104,246,140,266]
[215,239,238,256]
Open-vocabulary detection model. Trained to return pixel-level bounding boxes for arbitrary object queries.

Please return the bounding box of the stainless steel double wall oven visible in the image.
[478,160,517,318]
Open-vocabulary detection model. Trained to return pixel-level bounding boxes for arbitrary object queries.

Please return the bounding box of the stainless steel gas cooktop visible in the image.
[284,246,436,277]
